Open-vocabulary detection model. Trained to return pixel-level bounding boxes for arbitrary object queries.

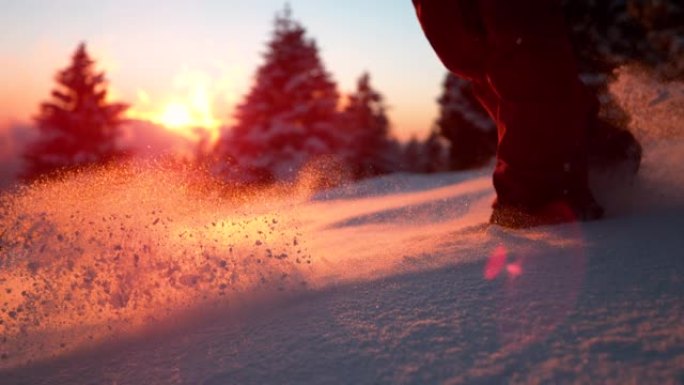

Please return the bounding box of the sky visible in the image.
[0,0,447,143]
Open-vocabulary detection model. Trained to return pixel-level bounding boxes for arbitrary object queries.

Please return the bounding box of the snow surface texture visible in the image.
[1,71,683,384]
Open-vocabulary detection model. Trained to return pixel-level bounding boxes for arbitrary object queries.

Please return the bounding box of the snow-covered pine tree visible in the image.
[562,0,683,126]
[563,0,683,80]
[340,72,397,179]
[22,43,128,181]
[436,73,496,171]
[628,0,684,80]
[213,6,341,184]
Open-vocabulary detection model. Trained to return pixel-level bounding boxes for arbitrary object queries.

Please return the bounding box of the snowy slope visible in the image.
[1,135,683,385]
[1,72,683,384]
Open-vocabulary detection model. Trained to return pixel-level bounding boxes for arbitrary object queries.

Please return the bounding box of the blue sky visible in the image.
[0,0,446,140]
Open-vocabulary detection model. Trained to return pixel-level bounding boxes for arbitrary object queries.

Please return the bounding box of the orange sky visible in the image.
[0,1,446,144]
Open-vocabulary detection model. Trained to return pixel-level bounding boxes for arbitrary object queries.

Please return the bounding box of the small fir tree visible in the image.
[401,131,448,174]
[23,43,128,181]
[422,130,449,173]
[402,136,424,173]
[213,6,342,184]
[436,73,496,170]
[340,72,395,178]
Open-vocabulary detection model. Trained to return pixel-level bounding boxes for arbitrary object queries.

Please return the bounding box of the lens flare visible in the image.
[484,245,507,280]
[486,227,587,351]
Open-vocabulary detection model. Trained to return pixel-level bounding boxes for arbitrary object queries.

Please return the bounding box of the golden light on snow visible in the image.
[0,162,312,369]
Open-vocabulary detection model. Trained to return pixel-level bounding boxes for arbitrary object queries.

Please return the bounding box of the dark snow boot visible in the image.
[489,191,604,229]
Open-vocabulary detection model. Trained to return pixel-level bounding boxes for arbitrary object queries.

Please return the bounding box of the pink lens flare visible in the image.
[484,245,525,280]
[485,224,588,351]
[505,261,523,278]
[484,245,507,280]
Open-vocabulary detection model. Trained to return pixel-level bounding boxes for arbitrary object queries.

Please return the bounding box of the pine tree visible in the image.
[561,0,683,127]
[213,6,341,184]
[436,73,496,170]
[401,136,421,173]
[563,0,683,80]
[340,72,395,179]
[22,43,128,181]
[401,131,447,174]
[422,130,448,173]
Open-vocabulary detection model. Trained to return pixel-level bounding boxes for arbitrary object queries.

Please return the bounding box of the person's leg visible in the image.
[412,0,604,226]
[478,0,602,221]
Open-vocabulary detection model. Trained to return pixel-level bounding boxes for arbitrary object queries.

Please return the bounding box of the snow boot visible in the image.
[489,190,604,229]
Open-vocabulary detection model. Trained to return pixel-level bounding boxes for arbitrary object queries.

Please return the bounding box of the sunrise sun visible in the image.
[159,102,193,129]
[126,68,228,142]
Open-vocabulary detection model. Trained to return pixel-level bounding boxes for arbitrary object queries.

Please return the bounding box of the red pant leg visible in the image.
[478,0,595,207]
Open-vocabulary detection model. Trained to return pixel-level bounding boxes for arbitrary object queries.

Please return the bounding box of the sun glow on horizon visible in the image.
[126,68,240,143]
[160,102,194,129]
